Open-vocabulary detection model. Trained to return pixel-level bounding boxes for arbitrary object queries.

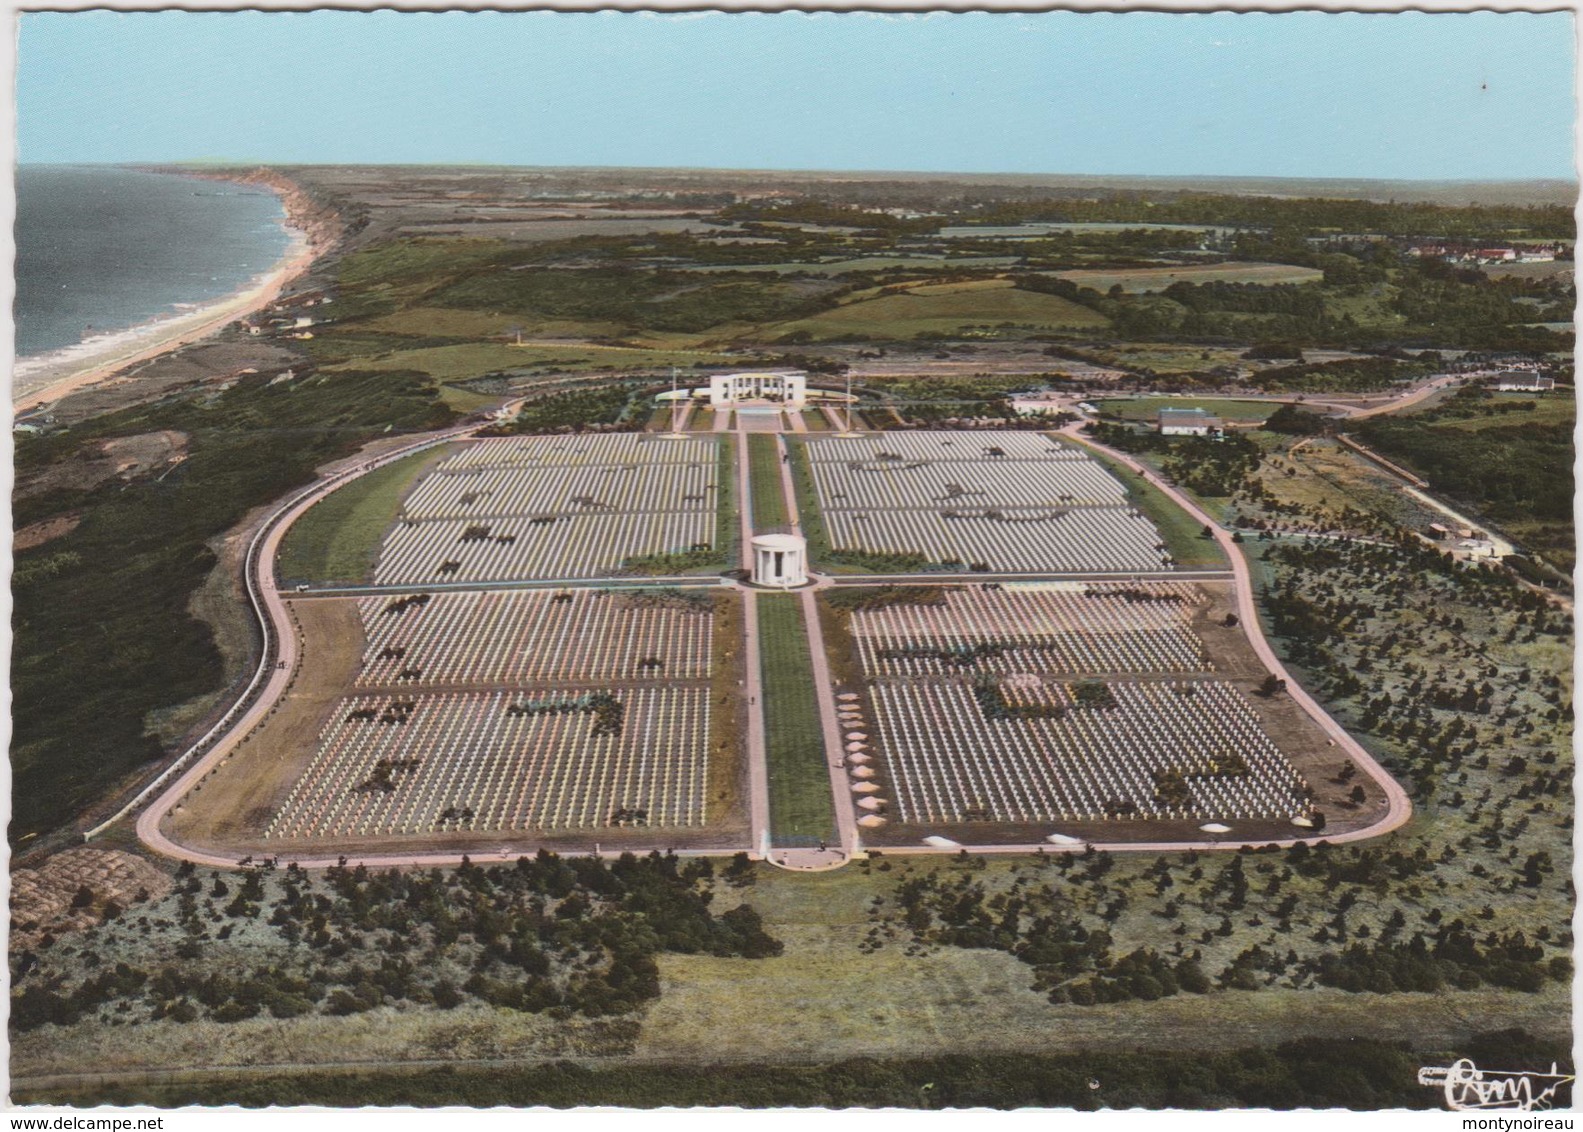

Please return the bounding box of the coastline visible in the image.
[13,170,331,414]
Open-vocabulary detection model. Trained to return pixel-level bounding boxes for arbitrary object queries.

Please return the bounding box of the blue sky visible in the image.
[18,10,1577,180]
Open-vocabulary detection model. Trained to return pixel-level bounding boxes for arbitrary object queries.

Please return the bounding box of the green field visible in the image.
[1049,261,1324,294]
[1417,393,1576,432]
[748,434,790,531]
[323,342,735,382]
[762,279,1110,341]
[1059,435,1228,569]
[757,594,837,847]
[1096,396,1287,422]
[275,447,440,584]
[673,255,1023,276]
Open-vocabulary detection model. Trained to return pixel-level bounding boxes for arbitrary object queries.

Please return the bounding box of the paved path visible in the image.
[772,432,859,869]
[1058,422,1413,847]
[292,575,722,598]
[124,424,476,857]
[123,408,1412,874]
[733,422,773,858]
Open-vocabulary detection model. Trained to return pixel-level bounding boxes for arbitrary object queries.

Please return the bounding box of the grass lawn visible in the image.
[1057,435,1228,569]
[275,446,441,584]
[1096,396,1285,423]
[758,594,837,847]
[715,436,739,568]
[436,383,506,413]
[748,434,790,531]
[356,307,630,342]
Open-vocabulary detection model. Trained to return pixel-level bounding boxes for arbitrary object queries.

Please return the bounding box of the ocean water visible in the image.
[14,165,292,360]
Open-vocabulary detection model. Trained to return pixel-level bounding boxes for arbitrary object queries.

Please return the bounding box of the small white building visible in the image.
[709,371,807,408]
[1158,407,1224,437]
[1491,371,1556,392]
[750,533,809,588]
[1010,397,1067,417]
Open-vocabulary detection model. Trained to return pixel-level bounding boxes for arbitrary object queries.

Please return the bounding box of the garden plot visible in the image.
[852,582,1209,677]
[264,686,710,839]
[369,433,722,584]
[869,678,1308,825]
[803,431,1167,573]
[357,588,714,687]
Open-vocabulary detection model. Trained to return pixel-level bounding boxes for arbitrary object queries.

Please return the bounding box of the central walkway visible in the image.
[735,411,859,870]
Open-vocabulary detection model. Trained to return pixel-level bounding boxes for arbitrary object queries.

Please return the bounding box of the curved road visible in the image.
[127,423,477,866]
[1055,422,1413,847]
[124,411,1411,873]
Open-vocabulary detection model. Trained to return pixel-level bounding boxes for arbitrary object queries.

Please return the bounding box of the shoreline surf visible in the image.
[13,172,326,414]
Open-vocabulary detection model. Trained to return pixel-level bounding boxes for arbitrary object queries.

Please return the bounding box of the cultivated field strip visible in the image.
[403,461,718,520]
[371,433,723,583]
[824,507,1166,573]
[811,456,1128,511]
[852,583,1209,676]
[265,687,710,839]
[357,589,714,686]
[870,679,1308,824]
[805,431,1075,464]
[374,511,714,584]
[439,433,717,470]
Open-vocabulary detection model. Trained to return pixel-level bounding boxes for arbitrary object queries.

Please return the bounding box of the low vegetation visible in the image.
[11,852,780,1033]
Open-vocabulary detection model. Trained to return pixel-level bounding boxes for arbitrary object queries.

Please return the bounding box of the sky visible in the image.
[16,9,1578,181]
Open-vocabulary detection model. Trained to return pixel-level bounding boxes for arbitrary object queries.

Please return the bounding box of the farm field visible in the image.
[1095,396,1287,422]
[322,341,734,382]
[1046,262,1325,294]
[797,430,1171,574]
[672,255,1023,275]
[760,278,1110,342]
[372,434,725,584]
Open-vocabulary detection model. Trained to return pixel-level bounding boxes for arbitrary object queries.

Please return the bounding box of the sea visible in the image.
[14,165,293,362]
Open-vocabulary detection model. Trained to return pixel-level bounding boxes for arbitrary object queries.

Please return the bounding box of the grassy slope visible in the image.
[757,594,837,846]
[10,370,456,841]
[747,434,789,531]
[275,446,442,585]
[1057,435,1228,569]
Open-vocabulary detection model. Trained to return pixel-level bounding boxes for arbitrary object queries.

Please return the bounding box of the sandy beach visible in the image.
[13,173,326,414]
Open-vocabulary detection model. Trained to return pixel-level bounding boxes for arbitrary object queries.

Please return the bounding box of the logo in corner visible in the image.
[1418,1058,1574,1111]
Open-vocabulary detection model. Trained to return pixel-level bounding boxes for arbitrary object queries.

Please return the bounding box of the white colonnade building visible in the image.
[750,533,809,588]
